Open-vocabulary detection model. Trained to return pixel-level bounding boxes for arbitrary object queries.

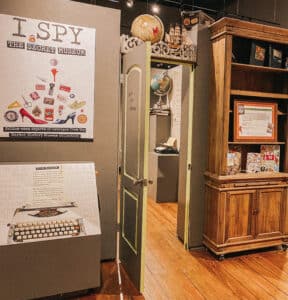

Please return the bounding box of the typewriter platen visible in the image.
[7,202,86,243]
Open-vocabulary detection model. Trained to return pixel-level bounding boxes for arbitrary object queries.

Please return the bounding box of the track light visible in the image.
[151,4,160,14]
[126,0,134,8]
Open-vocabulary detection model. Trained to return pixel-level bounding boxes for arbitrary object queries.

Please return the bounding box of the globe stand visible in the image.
[153,95,170,112]
[155,95,164,110]
[151,71,172,114]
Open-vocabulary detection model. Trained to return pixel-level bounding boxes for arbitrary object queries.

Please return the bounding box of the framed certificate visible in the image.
[234,100,277,142]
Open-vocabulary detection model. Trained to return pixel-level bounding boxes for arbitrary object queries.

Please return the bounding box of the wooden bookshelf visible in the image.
[204,17,288,259]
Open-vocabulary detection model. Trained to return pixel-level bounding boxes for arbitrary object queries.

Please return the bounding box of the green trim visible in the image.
[140,42,151,293]
[184,67,194,249]
[123,66,142,181]
[122,188,138,255]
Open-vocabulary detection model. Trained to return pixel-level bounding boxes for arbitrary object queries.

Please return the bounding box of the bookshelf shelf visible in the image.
[231,89,288,99]
[228,141,285,145]
[232,62,288,73]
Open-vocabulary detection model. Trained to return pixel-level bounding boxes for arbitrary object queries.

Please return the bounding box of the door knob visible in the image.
[133,178,148,186]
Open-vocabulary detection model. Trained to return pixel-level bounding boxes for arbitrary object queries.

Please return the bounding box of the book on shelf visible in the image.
[227,145,241,175]
[249,41,266,66]
[268,45,283,68]
[246,152,262,173]
[260,145,280,172]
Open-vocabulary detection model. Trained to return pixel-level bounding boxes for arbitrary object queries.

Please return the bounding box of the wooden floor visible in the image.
[143,198,288,300]
[41,261,143,300]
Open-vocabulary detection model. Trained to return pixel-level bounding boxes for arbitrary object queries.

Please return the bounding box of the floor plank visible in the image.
[144,197,288,300]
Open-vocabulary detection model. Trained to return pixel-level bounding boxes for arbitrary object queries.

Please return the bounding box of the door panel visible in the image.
[122,189,138,253]
[120,42,150,292]
[255,188,283,239]
[225,190,255,243]
[124,66,142,179]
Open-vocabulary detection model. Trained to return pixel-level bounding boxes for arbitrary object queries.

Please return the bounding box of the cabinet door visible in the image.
[224,190,255,244]
[254,188,283,239]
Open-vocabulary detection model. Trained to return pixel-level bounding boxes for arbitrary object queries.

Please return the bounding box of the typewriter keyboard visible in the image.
[10,219,83,242]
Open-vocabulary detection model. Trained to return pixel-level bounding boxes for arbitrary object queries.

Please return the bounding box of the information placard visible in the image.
[234,100,277,142]
[0,162,100,246]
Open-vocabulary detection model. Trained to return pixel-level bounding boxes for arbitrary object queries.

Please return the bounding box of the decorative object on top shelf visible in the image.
[151,40,196,62]
[120,10,214,63]
[120,35,144,53]
[120,34,197,63]
[165,23,192,49]
[130,14,164,44]
[150,71,172,112]
[234,100,277,142]
[181,10,215,29]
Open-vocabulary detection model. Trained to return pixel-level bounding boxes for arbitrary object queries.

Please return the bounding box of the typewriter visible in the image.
[7,201,86,244]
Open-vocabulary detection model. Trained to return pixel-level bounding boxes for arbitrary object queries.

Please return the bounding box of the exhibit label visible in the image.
[0,163,101,245]
[0,14,96,140]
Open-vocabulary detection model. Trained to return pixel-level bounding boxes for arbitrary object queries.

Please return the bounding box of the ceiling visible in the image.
[72,0,237,34]
[73,0,227,11]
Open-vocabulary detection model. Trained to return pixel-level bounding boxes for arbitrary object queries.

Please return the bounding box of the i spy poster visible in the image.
[0,14,95,140]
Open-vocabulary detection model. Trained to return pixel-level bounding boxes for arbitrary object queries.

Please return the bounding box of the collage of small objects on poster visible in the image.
[0,14,95,140]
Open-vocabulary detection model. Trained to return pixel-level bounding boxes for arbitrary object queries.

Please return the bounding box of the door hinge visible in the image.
[120,74,125,84]
[188,163,192,171]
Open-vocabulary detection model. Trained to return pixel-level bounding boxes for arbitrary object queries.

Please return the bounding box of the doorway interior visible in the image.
[147,59,193,244]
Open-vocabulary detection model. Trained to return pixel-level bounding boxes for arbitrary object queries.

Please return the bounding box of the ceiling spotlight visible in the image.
[151,4,160,14]
[126,0,134,8]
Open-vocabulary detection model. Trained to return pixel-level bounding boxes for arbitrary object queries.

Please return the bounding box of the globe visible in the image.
[150,72,172,96]
[131,14,164,44]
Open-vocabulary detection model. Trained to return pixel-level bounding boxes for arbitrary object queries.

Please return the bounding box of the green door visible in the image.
[120,42,150,292]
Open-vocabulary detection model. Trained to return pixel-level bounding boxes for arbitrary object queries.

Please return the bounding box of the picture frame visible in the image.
[249,41,266,66]
[268,44,283,68]
[234,100,277,142]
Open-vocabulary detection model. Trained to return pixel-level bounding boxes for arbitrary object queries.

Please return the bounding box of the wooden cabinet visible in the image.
[204,18,288,257]
[204,174,288,255]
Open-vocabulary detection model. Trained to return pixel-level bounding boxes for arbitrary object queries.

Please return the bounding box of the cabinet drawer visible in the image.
[233,181,283,188]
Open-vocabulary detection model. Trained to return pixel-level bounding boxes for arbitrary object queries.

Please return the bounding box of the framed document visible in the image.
[234,100,277,142]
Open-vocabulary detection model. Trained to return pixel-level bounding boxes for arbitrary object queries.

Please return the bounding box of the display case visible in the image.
[204,17,288,259]
[0,162,101,299]
[148,152,179,202]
